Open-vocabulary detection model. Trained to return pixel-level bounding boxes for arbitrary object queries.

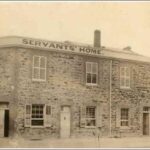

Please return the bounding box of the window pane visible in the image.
[92,74,97,84]
[86,63,92,73]
[143,107,149,112]
[121,121,128,126]
[126,68,130,77]
[120,77,125,87]
[40,57,46,68]
[87,73,92,83]
[34,56,40,67]
[33,68,40,79]
[120,67,125,76]
[32,120,44,126]
[86,119,96,126]
[32,105,44,119]
[86,107,95,118]
[92,63,97,74]
[126,78,130,87]
[40,69,46,80]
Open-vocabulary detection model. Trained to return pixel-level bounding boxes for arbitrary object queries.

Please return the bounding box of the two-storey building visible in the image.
[0,30,150,139]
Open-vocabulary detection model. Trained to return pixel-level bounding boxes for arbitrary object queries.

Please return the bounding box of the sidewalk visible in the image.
[1,136,150,148]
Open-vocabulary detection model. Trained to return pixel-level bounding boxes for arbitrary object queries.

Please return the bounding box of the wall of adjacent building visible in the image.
[0,48,18,136]
[111,60,150,137]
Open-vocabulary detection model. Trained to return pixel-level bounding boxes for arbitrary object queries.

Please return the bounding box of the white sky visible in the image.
[0,2,150,56]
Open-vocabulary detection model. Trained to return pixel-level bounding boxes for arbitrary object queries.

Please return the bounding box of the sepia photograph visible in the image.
[0,1,150,148]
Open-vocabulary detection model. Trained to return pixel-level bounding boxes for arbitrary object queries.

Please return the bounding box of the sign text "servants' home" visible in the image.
[22,38,101,56]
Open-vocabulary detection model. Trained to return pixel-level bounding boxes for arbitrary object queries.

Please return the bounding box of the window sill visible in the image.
[120,126,130,130]
[120,87,131,90]
[30,126,45,128]
[85,126,96,129]
[86,83,98,87]
[32,79,46,82]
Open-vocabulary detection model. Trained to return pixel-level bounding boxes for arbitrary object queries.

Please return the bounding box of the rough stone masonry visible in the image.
[0,31,150,139]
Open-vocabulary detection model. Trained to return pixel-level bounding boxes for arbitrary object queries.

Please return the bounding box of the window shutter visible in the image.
[96,104,102,127]
[45,105,51,127]
[25,105,31,127]
[116,108,121,127]
[40,68,46,80]
[80,106,86,128]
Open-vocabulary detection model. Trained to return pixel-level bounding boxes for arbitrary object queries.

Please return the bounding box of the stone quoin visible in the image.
[0,30,150,139]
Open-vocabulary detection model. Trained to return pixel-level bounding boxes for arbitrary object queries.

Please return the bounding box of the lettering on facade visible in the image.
[22,38,101,55]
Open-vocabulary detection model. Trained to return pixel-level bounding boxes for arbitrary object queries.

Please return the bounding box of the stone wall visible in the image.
[1,46,150,138]
[15,48,110,138]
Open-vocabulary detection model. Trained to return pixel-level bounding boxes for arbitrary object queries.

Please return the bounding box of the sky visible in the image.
[0,2,150,57]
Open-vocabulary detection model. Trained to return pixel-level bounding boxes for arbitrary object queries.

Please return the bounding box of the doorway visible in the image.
[0,103,9,138]
[60,106,71,138]
[0,109,9,137]
[143,107,150,135]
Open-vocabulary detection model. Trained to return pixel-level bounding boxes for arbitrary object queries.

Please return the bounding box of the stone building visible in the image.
[0,30,150,139]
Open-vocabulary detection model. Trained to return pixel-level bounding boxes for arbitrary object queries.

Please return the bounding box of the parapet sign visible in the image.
[22,38,101,56]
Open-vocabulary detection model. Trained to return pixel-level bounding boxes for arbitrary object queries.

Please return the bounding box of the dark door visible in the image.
[4,109,9,137]
[143,113,149,135]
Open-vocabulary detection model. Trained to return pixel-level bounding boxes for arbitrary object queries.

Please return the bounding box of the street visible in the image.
[1,136,150,148]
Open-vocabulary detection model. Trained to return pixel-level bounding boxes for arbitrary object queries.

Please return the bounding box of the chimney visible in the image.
[94,30,101,48]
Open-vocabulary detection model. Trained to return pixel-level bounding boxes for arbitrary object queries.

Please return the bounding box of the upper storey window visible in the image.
[86,62,98,85]
[120,66,130,89]
[32,56,47,81]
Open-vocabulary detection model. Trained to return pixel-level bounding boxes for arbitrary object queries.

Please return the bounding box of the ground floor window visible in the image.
[86,106,96,127]
[121,108,129,126]
[31,104,44,126]
[25,104,51,127]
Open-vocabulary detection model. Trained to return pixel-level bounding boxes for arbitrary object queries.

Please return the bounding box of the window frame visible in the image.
[31,104,45,127]
[86,62,98,86]
[120,66,131,89]
[120,108,129,127]
[25,104,52,128]
[32,55,47,82]
[85,106,96,128]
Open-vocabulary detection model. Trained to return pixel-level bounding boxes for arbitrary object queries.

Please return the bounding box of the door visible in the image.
[143,113,149,135]
[60,106,71,138]
[4,110,9,137]
[0,109,5,137]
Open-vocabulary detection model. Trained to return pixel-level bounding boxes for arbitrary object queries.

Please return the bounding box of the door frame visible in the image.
[4,109,9,137]
[60,105,71,138]
[143,107,150,136]
[0,108,9,137]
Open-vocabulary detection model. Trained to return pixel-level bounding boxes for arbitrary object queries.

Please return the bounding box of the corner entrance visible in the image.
[60,106,71,138]
[0,103,9,137]
[143,107,150,135]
